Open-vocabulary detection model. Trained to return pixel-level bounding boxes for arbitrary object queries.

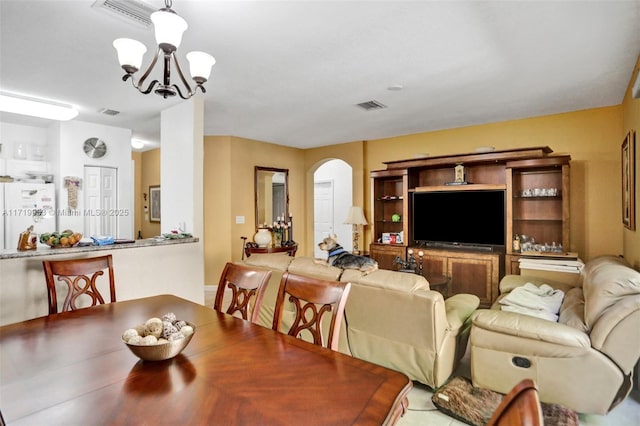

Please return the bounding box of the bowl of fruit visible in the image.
[40,230,83,248]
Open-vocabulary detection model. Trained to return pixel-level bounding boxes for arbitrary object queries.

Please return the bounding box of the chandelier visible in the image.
[113,0,215,99]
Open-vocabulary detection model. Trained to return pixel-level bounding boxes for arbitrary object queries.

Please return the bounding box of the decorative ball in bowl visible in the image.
[122,313,195,361]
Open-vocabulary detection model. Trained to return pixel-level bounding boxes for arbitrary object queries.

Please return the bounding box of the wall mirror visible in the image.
[255,166,289,228]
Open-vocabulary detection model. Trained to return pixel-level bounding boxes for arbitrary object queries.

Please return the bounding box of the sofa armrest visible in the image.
[499,275,576,295]
[444,294,480,331]
[472,309,590,349]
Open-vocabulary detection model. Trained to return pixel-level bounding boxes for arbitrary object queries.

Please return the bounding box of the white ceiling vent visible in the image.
[92,0,155,27]
[98,108,120,116]
[356,100,387,111]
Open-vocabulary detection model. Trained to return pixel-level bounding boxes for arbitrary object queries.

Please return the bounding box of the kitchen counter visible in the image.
[0,237,204,326]
[0,237,199,259]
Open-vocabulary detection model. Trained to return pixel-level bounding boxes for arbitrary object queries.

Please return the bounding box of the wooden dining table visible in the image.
[0,294,412,425]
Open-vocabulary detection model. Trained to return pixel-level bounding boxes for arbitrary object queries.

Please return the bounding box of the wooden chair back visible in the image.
[487,379,544,426]
[43,255,116,314]
[214,262,272,323]
[272,272,351,351]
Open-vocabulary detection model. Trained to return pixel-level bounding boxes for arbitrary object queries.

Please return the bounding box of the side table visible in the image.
[245,244,298,258]
[423,273,449,297]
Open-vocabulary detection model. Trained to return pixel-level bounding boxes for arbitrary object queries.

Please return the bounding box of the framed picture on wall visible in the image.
[150,185,161,223]
[622,131,636,230]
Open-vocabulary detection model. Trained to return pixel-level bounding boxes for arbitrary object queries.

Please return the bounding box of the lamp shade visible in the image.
[186,51,216,81]
[151,10,188,50]
[344,206,368,225]
[113,38,147,70]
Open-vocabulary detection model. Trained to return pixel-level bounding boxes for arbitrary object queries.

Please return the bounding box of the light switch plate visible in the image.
[236,216,245,224]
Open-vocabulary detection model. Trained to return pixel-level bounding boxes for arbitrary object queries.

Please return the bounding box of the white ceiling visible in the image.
[1,0,639,150]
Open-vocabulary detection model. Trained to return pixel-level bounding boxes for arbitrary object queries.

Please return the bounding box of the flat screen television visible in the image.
[412,189,505,248]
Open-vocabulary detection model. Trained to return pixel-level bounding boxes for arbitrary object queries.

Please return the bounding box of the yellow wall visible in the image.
[351,106,623,261]
[140,148,161,238]
[622,55,640,269]
[132,151,142,238]
[203,136,231,286]
[202,136,305,284]
[168,105,629,283]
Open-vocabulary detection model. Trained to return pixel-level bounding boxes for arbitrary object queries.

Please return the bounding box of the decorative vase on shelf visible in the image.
[254,228,272,248]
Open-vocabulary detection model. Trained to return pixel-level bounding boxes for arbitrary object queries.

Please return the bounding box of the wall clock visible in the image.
[83,138,107,158]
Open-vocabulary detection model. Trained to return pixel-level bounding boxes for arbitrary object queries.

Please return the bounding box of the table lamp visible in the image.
[344,206,368,254]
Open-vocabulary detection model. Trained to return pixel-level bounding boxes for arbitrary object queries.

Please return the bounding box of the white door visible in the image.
[84,166,117,237]
[101,168,117,236]
[314,180,334,259]
[85,167,101,237]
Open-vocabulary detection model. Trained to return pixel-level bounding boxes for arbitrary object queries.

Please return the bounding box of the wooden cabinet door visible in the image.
[369,244,406,271]
[447,255,499,307]
[422,254,447,276]
[505,254,521,275]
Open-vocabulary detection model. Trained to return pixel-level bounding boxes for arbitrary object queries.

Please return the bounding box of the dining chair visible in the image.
[42,255,116,314]
[272,271,351,351]
[487,379,544,426]
[213,262,272,323]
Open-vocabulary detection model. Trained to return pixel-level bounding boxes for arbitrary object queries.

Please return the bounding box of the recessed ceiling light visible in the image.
[387,84,403,91]
[131,139,145,149]
[0,92,78,121]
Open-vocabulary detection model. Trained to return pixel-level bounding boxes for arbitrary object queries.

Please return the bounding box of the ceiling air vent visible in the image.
[98,108,120,116]
[356,100,387,111]
[92,0,155,27]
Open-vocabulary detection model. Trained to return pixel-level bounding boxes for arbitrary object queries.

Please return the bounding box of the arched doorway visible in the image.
[313,159,353,258]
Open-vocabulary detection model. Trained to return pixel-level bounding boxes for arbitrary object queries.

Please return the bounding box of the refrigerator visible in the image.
[1,182,56,250]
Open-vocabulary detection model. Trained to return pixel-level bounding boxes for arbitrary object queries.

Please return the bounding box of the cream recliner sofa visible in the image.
[470,255,640,414]
[240,254,480,389]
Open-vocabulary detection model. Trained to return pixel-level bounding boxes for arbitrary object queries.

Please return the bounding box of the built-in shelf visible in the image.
[413,183,506,192]
[371,146,570,304]
[513,218,563,222]
[514,195,562,200]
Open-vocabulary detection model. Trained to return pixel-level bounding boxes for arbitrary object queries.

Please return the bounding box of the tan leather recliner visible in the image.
[241,254,480,389]
[470,255,640,414]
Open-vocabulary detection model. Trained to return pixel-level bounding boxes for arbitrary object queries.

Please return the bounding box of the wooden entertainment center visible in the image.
[370,147,570,307]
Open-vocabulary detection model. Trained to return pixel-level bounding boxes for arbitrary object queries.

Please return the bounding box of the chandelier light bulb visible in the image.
[113,38,147,73]
[187,51,216,83]
[151,10,188,53]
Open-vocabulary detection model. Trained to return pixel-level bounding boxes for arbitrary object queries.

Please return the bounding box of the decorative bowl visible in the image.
[43,241,80,248]
[41,231,83,248]
[123,323,195,361]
